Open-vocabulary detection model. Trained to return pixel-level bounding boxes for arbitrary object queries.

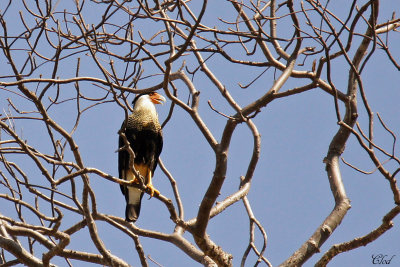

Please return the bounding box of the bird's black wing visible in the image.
[118,134,127,196]
[152,129,163,173]
[118,124,138,196]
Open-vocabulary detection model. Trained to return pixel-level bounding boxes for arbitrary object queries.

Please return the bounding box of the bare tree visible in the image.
[1,0,399,266]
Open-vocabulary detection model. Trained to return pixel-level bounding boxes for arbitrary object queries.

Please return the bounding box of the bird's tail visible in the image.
[126,203,141,222]
[125,187,143,222]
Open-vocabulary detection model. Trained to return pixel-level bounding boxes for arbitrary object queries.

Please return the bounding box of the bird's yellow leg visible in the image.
[146,170,160,197]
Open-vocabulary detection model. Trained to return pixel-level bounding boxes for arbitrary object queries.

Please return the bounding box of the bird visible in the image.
[118,92,165,222]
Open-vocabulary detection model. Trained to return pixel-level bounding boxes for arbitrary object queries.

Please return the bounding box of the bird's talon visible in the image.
[146,185,160,197]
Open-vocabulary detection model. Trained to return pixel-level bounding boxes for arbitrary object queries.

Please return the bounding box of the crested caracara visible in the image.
[118,92,165,222]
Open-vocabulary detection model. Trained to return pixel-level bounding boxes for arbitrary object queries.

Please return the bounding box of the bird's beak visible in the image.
[150,92,166,105]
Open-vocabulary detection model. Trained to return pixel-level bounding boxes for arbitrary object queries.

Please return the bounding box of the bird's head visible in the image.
[133,92,166,106]
[132,92,166,111]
